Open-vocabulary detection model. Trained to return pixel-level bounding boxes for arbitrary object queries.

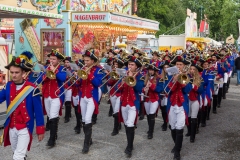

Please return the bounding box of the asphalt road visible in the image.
[0,77,240,160]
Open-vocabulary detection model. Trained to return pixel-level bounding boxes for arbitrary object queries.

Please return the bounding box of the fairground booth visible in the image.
[7,0,159,63]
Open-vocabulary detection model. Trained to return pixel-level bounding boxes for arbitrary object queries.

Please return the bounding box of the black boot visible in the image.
[227,78,230,92]
[161,105,168,131]
[212,95,218,114]
[74,106,82,134]
[92,114,97,125]
[185,117,191,137]
[82,123,93,154]
[64,101,71,123]
[111,113,120,136]
[171,129,176,153]
[47,117,59,148]
[139,101,145,120]
[223,83,227,99]
[146,115,150,134]
[45,116,50,131]
[196,112,201,134]
[125,127,135,158]
[147,114,155,139]
[217,88,223,108]
[201,107,207,127]
[174,129,183,160]
[190,118,197,143]
[108,104,113,117]
[207,104,211,120]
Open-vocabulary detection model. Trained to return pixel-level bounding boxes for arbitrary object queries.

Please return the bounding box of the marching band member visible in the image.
[211,53,222,114]
[220,48,230,100]
[139,60,148,120]
[72,59,84,134]
[119,55,144,157]
[106,57,115,118]
[166,55,192,160]
[79,50,103,154]
[42,50,66,148]
[159,60,172,131]
[143,62,163,139]
[150,51,161,67]
[185,61,204,143]
[108,58,124,136]
[63,57,73,123]
[44,59,51,132]
[0,54,45,160]
[227,51,234,91]
[200,58,214,125]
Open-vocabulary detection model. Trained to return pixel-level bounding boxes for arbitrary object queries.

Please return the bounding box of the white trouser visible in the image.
[9,127,30,160]
[224,73,228,83]
[204,97,208,106]
[168,105,185,130]
[219,78,224,88]
[189,100,199,118]
[229,71,232,77]
[140,92,144,101]
[199,96,203,109]
[64,89,72,102]
[110,95,121,114]
[98,87,102,102]
[72,95,79,106]
[121,105,137,127]
[161,97,168,106]
[144,101,158,115]
[80,96,95,124]
[214,84,219,95]
[107,86,111,92]
[44,97,61,119]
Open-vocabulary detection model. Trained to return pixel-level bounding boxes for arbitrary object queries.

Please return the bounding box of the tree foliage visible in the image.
[137,0,240,40]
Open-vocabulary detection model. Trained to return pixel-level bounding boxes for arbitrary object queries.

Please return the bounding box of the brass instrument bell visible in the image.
[178,73,190,85]
[110,71,119,80]
[125,76,136,87]
[46,70,56,79]
[77,69,88,80]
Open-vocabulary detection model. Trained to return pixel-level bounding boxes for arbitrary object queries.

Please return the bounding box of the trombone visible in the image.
[36,60,63,88]
[163,65,190,95]
[102,68,141,98]
[99,71,119,88]
[56,63,96,97]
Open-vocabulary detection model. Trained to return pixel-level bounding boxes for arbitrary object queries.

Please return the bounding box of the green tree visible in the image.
[137,0,240,41]
[137,0,186,37]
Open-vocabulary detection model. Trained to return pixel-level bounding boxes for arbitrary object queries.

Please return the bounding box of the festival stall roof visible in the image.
[71,12,159,34]
[0,4,63,19]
